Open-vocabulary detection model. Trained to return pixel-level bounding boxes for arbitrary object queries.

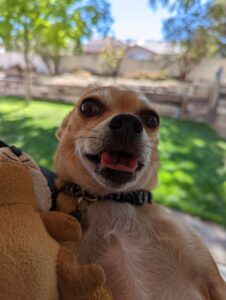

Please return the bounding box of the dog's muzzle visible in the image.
[84,114,147,187]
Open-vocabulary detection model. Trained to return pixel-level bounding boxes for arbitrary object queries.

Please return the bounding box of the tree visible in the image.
[150,0,200,11]
[149,0,226,79]
[0,0,45,103]
[100,39,126,76]
[163,1,214,79]
[35,0,113,75]
[0,0,113,103]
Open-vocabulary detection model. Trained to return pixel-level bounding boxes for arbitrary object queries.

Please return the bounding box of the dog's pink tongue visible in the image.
[101,152,138,172]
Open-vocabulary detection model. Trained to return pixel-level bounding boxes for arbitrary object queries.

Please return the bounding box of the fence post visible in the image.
[206,66,223,123]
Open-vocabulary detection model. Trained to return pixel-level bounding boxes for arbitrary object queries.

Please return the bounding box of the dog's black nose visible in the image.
[108,114,143,136]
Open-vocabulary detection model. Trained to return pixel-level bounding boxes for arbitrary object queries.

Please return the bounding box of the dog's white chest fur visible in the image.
[79,202,150,299]
[79,202,206,300]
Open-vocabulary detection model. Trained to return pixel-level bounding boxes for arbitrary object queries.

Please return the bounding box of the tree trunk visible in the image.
[112,57,123,77]
[38,51,54,75]
[42,56,54,75]
[23,27,31,105]
[53,56,60,75]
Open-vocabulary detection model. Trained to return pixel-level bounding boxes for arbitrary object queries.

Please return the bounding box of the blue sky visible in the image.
[110,0,171,41]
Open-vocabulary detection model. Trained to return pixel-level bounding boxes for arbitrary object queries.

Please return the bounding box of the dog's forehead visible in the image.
[80,87,150,111]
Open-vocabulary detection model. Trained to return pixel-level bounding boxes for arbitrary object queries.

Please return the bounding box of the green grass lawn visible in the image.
[0,96,226,226]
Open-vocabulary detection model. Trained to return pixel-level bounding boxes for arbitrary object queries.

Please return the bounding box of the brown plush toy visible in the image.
[0,146,112,300]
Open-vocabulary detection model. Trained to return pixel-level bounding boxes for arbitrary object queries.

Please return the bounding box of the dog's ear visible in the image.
[55,111,73,140]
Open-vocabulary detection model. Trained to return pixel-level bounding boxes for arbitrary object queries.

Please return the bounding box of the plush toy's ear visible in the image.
[55,111,73,140]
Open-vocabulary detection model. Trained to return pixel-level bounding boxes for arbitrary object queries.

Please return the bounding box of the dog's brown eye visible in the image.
[80,98,102,117]
[140,110,160,129]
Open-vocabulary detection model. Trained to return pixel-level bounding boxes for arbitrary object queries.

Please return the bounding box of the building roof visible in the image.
[83,38,182,56]
[142,40,182,55]
[126,44,155,54]
[83,37,126,54]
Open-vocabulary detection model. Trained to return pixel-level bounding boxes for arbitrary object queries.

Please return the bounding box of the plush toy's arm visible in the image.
[56,192,78,214]
[57,247,110,300]
[40,211,82,241]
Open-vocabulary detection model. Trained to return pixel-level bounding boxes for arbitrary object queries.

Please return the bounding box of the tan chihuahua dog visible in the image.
[55,86,226,300]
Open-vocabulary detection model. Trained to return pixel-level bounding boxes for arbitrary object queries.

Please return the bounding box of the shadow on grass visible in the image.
[0,111,57,169]
[154,117,226,226]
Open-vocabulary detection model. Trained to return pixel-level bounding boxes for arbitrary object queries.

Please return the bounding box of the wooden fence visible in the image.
[0,74,225,138]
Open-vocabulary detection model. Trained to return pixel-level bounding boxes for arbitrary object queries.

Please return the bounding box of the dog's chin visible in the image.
[80,151,145,191]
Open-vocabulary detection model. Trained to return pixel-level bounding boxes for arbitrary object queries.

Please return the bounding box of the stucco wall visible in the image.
[0,52,48,73]
[124,47,154,60]
[1,52,225,84]
[59,54,105,74]
[187,58,226,83]
[59,54,180,77]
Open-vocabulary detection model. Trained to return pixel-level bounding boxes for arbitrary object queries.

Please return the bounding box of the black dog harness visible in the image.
[62,182,152,206]
[60,182,152,221]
